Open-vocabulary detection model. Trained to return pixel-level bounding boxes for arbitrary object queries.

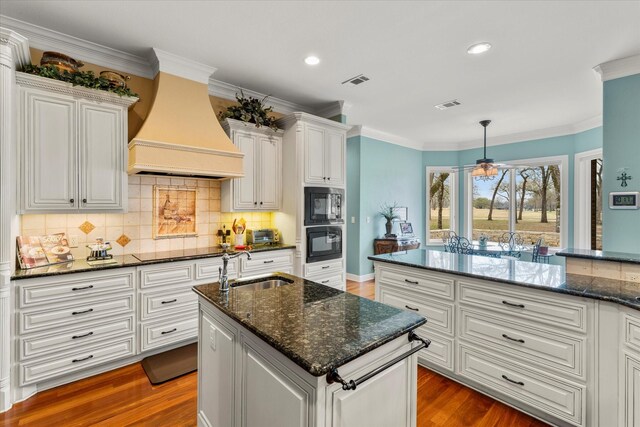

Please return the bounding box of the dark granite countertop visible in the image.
[193,273,426,376]
[556,248,640,265]
[369,249,640,311]
[11,244,296,281]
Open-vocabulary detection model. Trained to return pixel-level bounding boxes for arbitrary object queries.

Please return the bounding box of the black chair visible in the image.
[498,232,524,258]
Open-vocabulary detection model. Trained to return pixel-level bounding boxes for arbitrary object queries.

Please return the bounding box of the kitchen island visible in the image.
[369,249,640,427]
[193,273,427,427]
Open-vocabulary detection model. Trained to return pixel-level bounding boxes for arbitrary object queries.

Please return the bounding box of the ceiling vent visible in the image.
[434,99,461,110]
[342,74,370,85]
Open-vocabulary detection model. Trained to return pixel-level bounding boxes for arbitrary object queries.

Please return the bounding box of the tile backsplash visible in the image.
[20,175,274,258]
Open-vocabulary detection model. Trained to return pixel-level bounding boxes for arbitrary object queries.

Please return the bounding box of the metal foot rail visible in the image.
[326,331,431,391]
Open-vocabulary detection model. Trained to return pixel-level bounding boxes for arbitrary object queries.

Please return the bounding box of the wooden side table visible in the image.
[374,237,421,255]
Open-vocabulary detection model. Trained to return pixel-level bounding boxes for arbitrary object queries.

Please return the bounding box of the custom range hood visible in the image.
[128,48,243,179]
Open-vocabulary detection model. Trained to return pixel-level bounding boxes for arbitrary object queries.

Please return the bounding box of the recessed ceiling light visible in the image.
[305,56,320,65]
[467,42,492,55]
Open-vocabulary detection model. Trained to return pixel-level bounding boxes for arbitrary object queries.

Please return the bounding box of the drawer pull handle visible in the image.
[322,265,331,269]
[72,285,94,291]
[161,299,177,305]
[263,260,274,264]
[405,305,419,311]
[72,331,94,340]
[501,374,524,386]
[72,308,94,315]
[502,300,525,309]
[321,280,330,284]
[72,355,94,363]
[404,279,419,285]
[161,328,177,335]
[502,333,525,344]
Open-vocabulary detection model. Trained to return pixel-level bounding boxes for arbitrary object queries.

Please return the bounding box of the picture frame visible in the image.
[153,186,198,239]
[392,206,408,222]
[400,222,414,236]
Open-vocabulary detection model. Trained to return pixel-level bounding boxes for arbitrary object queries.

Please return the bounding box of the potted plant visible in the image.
[379,202,400,237]
[218,89,279,131]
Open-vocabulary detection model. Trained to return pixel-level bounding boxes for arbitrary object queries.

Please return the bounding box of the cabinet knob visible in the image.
[323,177,326,181]
[254,202,257,205]
[82,198,87,203]
[327,177,331,181]
[260,201,263,205]
[70,198,74,203]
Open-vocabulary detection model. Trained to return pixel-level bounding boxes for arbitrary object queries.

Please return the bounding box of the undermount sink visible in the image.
[231,276,294,291]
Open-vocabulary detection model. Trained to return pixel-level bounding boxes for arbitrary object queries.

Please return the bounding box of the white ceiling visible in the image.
[1,1,639,148]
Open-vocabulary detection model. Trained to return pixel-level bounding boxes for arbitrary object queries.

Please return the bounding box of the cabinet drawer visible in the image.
[416,328,453,372]
[624,312,640,352]
[140,315,198,352]
[139,263,193,288]
[19,270,134,308]
[458,344,584,426]
[19,315,134,360]
[19,336,135,386]
[304,259,343,277]
[141,288,198,321]
[309,273,344,291]
[460,308,585,378]
[459,281,588,333]
[377,266,454,301]
[240,251,293,275]
[20,294,134,334]
[195,258,237,281]
[379,286,454,336]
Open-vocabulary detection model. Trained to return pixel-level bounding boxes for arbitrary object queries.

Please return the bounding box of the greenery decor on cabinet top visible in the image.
[219,89,279,131]
[21,64,139,98]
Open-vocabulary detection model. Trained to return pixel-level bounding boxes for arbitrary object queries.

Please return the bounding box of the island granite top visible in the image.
[556,248,640,265]
[11,244,295,280]
[193,273,426,377]
[369,249,640,311]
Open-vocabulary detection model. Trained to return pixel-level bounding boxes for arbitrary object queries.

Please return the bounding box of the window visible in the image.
[427,167,456,243]
[465,156,568,248]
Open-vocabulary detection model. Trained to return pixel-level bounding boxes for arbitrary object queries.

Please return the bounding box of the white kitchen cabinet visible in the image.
[304,124,345,186]
[221,119,283,212]
[17,73,137,213]
[624,353,640,427]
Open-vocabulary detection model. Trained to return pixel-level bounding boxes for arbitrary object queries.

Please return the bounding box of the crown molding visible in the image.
[0,15,154,78]
[150,48,216,83]
[0,27,30,67]
[593,54,640,82]
[451,115,603,151]
[208,77,315,115]
[314,100,352,119]
[276,112,352,132]
[348,125,424,151]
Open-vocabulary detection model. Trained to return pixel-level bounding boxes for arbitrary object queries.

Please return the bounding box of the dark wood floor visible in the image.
[1,280,547,427]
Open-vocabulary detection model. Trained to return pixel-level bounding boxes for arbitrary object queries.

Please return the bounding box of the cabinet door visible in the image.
[325,130,345,186]
[625,354,640,427]
[199,311,237,427]
[242,342,309,427]
[79,102,125,210]
[258,136,281,210]
[234,132,258,210]
[22,90,77,211]
[305,125,326,184]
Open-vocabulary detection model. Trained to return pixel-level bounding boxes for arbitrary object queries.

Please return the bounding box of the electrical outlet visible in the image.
[366,216,371,223]
[68,235,79,248]
[351,216,356,224]
[624,272,640,283]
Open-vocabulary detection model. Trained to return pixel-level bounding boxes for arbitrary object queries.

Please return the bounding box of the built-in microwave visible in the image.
[304,187,344,225]
[306,226,342,263]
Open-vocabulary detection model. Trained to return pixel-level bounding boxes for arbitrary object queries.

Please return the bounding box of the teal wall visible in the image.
[346,127,604,277]
[346,136,424,276]
[346,136,361,275]
[602,74,640,252]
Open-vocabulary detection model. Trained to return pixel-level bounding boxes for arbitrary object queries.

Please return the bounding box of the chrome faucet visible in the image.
[219,251,251,292]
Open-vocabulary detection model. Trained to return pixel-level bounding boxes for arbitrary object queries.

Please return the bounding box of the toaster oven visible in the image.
[246,229,280,246]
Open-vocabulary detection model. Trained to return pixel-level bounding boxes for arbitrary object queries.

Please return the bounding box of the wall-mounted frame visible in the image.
[392,206,408,222]
[153,186,198,239]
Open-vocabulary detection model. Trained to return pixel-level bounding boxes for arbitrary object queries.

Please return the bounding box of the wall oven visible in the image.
[304,187,344,225]
[306,226,342,263]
